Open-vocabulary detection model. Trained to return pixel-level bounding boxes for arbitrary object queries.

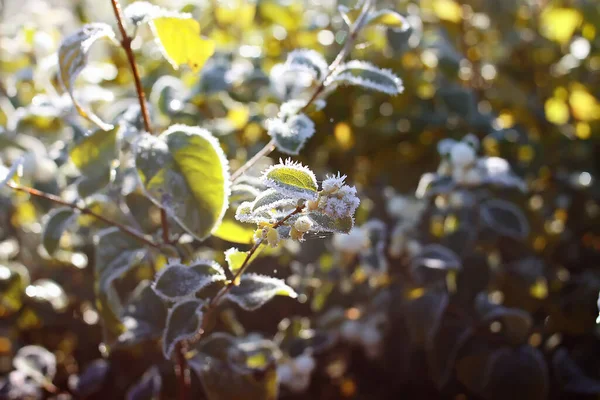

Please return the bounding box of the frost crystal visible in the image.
[318,174,360,219]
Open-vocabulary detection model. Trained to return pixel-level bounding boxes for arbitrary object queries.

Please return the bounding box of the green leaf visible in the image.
[42,207,76,256]
[261,160,318,201]
[162,299,204,359]
[213,209,255,244]
[267,114,315,156]
[307,211,354,234]
[251,189,290,212]
[152,260,226,301]
[134,125,230,241]
[480,199,529,240]
[118,280,167,347]
[330,60,404,95]
[224,247,262,275]
[189,333,279,400]
[225,274,297,311]
[366,9,409,29]
[70,125,119,197]
[58,23,117,130]
[94,228,147,342]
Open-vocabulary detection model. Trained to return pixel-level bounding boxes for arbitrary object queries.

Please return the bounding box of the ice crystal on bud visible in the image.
[318,175,360,219]
[294,216,313,233]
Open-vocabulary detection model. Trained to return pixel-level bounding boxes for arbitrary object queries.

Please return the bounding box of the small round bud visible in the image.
[450,142,476,168]
[340,320,362,343]
[277,363,294,384]
[293,216,313,233]
[266,227,280,247]
[294,354,316,374]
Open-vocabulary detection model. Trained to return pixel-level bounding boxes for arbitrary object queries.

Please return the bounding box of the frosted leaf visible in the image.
[270,63,314,101]
[58,23,117,130]
[152,260,226,301]
[267,113,315,155]
[285,49,328,80]
[480,199,530,239]
[261,159,318,201]
[366,9,410,30]
[13,345,56,384]
[330,60,404,95]
[225,273,297,311]
[162,299,204,359]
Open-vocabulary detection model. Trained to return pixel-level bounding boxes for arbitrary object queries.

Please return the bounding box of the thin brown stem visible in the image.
[110,0,152,134]
[174,342,190,400]
[188,205,305,345]
[160,208,170,244]
[229,1,373,181]
[7,181,159,248]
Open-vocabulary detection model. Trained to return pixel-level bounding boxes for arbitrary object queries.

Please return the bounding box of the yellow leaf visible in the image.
[569,87,600,121]
[432,0,463,23]
[151,16,215,72]
[227,106,250,130]
[334,122,354,150]
[545,98,570,125]
[215,1,256,29]
[540,7,582,44]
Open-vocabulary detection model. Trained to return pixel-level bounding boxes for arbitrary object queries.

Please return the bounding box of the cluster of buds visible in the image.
[308,173,360,219]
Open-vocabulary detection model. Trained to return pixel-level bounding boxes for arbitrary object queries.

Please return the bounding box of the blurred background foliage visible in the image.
[1,0,600,399]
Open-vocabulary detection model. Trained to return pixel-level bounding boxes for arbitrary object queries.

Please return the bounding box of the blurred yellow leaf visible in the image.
[540,7,582,44]
[334,122,354,150]
[151,17,215,72]
[228,106,250,130]
[260,1,301,30]
[545,98,570,125]
[215,1,256,29]
[569,87,600,121]
[432,0,463,23]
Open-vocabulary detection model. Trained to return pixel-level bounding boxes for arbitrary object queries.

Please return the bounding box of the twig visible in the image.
[160,208,170,244]
[230,139,276,181]
[229,0,373,181]
[110,0,153,134]
[6,181,159,248]
[188,205,305,345]
[174,342,191,400]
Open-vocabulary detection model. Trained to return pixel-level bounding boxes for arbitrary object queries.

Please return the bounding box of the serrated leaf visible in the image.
[153,260,226,301]
[58,23,116,130]
[251,189,290,212]
[480,199,529,240]
[13,345,56,385]
[366,9,409,29]
[261,160,318,201]
[267,114,315,156]
[95,228,147,342]
[135,125,230,241]
[307,212,354,234]
[225,274,297,311]
[126,366,162,400]
[162,299,204,359]
[70,125,119,197]
[118,280,168,347]
[330,60,404,95]
[150,15,215,72]
[42,207,76,256]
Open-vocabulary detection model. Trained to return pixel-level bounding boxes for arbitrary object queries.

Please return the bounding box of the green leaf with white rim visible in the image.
[225,273,297,311]
[94,227,147,343]
[152,260,226,301]
[162,299,204,359]
[42,207,76,256]
[330,60,404,95]
[134,125,230,241]
[261,161,318,201]
[70,125,119,197]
